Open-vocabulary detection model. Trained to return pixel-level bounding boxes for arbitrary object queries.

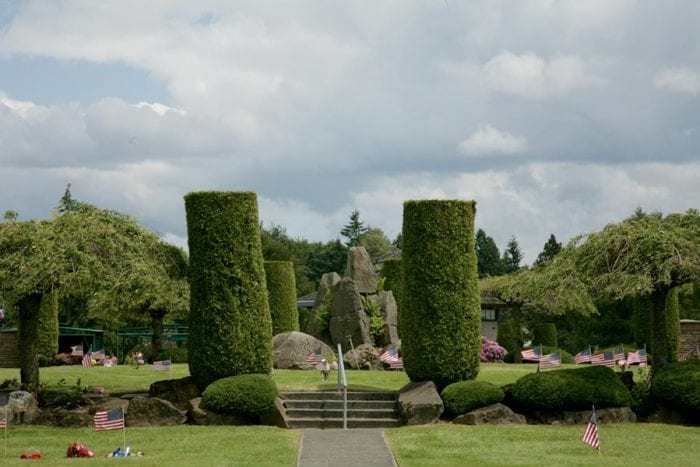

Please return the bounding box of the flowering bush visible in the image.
[480,336,507,363]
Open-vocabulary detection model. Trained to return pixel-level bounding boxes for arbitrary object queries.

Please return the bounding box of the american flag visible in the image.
[582,410,601,451]
[94,407,124,431]
[591,351,615,369]
[0,414,6,429]
[305,348,322,365]
[521,347,541,362]
[154,359,171,371]
[574,346,592,364]
[613,345,625,364]
[379,346,404,370]
[82,354,92,369]
[626,348,647,367]
[539,352,561,370]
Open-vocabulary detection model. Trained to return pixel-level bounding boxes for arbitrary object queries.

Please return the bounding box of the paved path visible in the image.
[297,429,397,467]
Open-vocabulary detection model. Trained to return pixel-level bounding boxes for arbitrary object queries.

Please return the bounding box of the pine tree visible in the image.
[502,236,523,273]
[534,234,562,267]
[340,209,368,247]
[475,229,504,278]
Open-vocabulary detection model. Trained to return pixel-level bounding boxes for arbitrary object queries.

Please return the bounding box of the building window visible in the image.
[481,308,496,321]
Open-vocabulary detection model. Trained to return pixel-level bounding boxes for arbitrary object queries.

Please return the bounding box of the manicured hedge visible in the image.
[264,261,299,335]
[651,360,700,418]
[532,323,557,348]
[202,374,278,419]
[37,292,58,358]
[401,200,481,389]
[664,288,680,361]
[497,321,517,360]
[185,191,273,391]
[441,380,504,418]
[511,365,631,410]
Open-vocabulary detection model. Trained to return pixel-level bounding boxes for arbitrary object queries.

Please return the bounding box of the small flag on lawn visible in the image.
[582,408,601,451]
[380,345,404,370]
[539,352,561,370]
[305,348,322,365]
[591,351,615,369]
[82,354,92,369]
[626,346,647,367]
[94,407,125,431]
[574,346,592,364]
[521,346,541,362]
[154,360,171,371]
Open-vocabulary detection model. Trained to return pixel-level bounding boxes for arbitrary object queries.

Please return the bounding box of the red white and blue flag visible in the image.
[94,407,125,431]
[574,346,592,364]
[591,351,615,369]
[154,360,171,371]
[626,347,647,367]
[82,354,92,369]
[538,352,561,370]
[521,347,541,362]
[305,348,322,365]
[379,345,404,370]
[582,409,601,451]
[613,345,625,364]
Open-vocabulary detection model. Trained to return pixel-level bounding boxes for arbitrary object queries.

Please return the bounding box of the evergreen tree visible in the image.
[340,209,368,247]
[475,229,504,278]
[392,232,402,249]
[534,234,562,267]
[502,236,524,273]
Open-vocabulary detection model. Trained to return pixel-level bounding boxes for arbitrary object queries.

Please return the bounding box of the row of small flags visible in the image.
[522,344,651,369]
[521,345,561,371]
[379,345,404,370]
[80,353,170,371]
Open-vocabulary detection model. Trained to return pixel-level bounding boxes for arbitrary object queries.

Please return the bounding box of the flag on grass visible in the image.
[305,348,322,365]
[94,407,124,431]
[154,359,171,371]
[613,345,625,364]
[626,347,647,367]
[539,352,561,370]
[521,347,541,362]
[82,354,92,369]
[574,346,592,364]
[379,345,404,370]
[582,409,601,451]
[591,351,615,369]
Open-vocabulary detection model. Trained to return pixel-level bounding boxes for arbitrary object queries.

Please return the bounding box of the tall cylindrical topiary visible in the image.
[185,191,273,391]
[665,287,680,361]
[533,323,558,348]
[401,200,481,389]
[264,261,299,335]
[36,292,58,358]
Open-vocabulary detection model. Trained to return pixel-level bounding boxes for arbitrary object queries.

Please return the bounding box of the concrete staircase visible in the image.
[280,390,401,429]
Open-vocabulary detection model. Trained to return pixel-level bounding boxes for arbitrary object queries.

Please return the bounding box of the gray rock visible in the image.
[149,376,201,410]
[260,398,289,428]
[187,397,248,426]
[345,247,378,294]
[532,406,637,425]
[343,343,383,370]
[125,397,186,427]
[453,403,526,425]
[329,277,371,349]
[398,381,443,425]
[272,331,336,369]
[30,408,93,428]
[305,272,341,338]
[3,390,39,424]
[372,291,399,346]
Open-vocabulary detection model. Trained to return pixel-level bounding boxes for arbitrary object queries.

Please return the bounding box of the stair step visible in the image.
[280,391,397,401]
[286,408,398,419]
[283,400,397,410]
[286,417,402,429]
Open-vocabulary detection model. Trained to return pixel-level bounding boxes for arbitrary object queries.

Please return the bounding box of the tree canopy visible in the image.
[534,234,562,267]
[340,209,368,247]
[476,229,504,278]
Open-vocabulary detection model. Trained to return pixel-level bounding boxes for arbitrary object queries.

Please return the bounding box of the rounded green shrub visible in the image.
[202,374,278,419]
[533,323,557,348]
[401,200,481,389]
[651,360,700,418]
[185,191,273,391]
[264,261,299,335]
[441,380,504,418]
[511,365,631,411]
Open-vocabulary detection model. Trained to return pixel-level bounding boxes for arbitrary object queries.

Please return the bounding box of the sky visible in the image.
[1,1,699,264]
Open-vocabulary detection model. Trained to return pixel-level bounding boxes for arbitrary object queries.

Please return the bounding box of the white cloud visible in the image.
[654,66,700,95]
[483,52,600,97]
[458,124,528,157]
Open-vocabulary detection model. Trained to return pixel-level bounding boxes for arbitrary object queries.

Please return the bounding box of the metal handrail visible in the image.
[336,343,348,430]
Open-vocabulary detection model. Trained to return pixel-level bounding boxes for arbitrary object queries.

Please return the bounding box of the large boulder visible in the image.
[187,397,248,426]
[453,403,526,425]
[345,247,378,294]
[343,343,383,370]
[149,377,201,410]
[306,272,341,338]
[530,407,637,425]
[273,331,336,369]
[125,397,186,427]
[3,391,39,424]
[370,291,399,346]
[398,381,443,425]
[30,408,93,428]
[329,277,371,349]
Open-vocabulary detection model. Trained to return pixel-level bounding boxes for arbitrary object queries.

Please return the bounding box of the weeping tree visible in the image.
[185,191,273,391]
[560,209,700,369]
[0,198,181,391]
[401,200,481,389]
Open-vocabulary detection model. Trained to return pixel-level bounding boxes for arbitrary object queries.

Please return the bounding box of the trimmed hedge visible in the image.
[664,288,680,361]
[496,321,517,359]
[532,323,557,348]
[651,360,700,418]
[511,365,631,411]
[401,200,481,389]
[381,258,403,321]
[202,374,278,419]
[37,291,59,358]
[185,192,273,391]
[441,380,504,418]
[264,261,299,335]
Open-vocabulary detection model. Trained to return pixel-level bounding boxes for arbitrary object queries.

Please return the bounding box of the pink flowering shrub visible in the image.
[481,336,507,363]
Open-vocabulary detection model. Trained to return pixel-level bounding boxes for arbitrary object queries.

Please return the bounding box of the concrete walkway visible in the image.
[297,428,397,467]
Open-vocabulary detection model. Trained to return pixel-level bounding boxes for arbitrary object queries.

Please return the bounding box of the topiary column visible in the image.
[401,200,481,389]
[185,191,273,391]
[264,261,299,335]
[36,291,59,358]
[532,323,558,348]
